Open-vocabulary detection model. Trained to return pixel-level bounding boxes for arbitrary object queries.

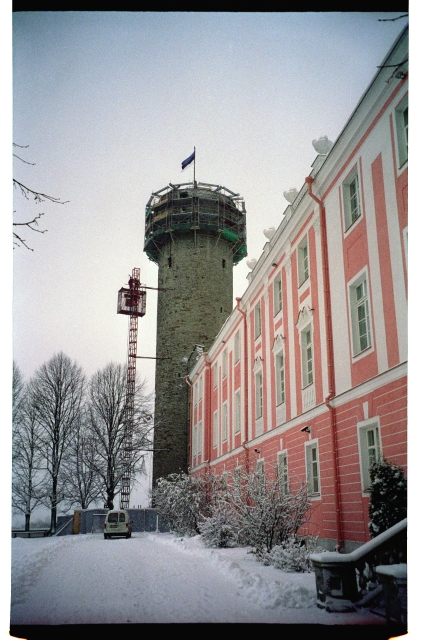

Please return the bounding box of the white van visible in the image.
[104,510,132,539]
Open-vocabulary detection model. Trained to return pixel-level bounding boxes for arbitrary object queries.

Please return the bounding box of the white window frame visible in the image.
[357,419,382,492]
[297,237,309,286]
[192,424,198,462]
[197,420,203,457]
[222,349,228,378]
[254,302,262,339]
[348,270,372,357]
[198,376,203,401]
[342,167,362,231]
[278,450,289,495]
[213,410,218,448]
[395,94,408,169]
[256,458,264,476]
[305,440,320,497]
[213,363,218,388]
[234,330,240,363]
[193,383,198,407]
[273,275,282,315]
[255,371,263,419]
[234,389,241,434]
[222,401,228,442]
[275,351,285,406]
[301,324,314,388]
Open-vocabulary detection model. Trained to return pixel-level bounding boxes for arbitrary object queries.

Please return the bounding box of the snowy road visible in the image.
[10,531,389,627]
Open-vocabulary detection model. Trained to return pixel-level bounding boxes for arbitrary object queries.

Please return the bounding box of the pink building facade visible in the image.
[188,27,408,552]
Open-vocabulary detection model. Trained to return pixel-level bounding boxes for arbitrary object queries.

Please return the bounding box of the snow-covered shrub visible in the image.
[368,458,407,538]
[153,472,206,536]
[199,503,239,548]
[153,467,312,552]
[219,467,311,554]
[261,536,325,572]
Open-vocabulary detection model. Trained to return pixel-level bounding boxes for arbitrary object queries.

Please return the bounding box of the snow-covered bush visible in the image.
[226,467,311,554]
[199,503,239,548]
[261,536,325,572]
[198,467,311,553]
[153,467,312,553]
[368,458,407,538]
[153,472,206,536]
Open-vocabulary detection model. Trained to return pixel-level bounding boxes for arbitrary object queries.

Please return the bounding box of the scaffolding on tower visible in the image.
[117,268,146,509]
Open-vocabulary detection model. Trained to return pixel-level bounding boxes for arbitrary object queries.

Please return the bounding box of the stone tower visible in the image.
[144,181,247,486]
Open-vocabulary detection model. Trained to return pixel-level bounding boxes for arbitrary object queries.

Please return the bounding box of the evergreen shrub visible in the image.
[368,458,407,538]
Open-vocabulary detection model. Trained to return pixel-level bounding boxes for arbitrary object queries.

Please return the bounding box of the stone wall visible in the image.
[152,234,234,485]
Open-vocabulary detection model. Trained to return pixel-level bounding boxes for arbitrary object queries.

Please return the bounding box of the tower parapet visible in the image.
[144,181,247,265]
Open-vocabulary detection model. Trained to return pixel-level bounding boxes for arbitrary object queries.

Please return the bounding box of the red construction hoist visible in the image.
[117,268,146,510]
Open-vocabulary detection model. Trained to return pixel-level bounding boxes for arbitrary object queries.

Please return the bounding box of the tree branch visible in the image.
[13,179,69,205]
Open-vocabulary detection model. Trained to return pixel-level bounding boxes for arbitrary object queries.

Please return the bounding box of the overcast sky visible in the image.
[11,11,409,398]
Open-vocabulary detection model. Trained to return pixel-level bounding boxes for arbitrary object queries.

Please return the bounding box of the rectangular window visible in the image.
[343,169,362,230]
[257,459,264,476]
[213,363,218,388]
[297,238,309,285]
[301,326,313,387]
[254,302,262,339]
[198,377,203,401]
[349,274,372,356]
[278,451,289,495]
[234,331,240,363]
[273,276,282,315]
[222,402,228,442]
[197,420,203,456]
[358,422,381,491]
[276,353,285,405]
[306,442,320,496]
[255,371,263,419]
[395,96,408,168]
[193,383,198,407]
[192,425,197,461]
[213,410,218,448]
[222,349,228,378]
[234,389,241,434]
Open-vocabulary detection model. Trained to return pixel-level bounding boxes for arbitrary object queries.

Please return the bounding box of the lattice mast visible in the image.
[117,268,146,509]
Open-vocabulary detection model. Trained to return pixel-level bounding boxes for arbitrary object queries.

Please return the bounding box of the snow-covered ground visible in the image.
[9,531,393,630]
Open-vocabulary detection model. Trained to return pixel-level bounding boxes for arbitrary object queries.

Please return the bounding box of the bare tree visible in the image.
[12,382,47,531]
[13,143,68,251]
[60,409,103,511]
[30,352,86,532]
[87,362,153,510]
[12,361,25,426]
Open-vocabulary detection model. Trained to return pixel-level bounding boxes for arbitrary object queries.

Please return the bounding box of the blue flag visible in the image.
[182,150,195,170]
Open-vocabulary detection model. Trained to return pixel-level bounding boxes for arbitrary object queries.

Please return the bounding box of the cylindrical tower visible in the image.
[144,181,247,486]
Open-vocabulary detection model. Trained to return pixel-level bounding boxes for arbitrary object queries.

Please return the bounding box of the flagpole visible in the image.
[193,146,196,184]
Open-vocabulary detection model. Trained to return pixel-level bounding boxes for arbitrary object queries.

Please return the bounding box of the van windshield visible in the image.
[108,513,119,523]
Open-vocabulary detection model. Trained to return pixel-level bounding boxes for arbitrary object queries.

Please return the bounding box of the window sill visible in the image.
[298,277,309,289]
[307,493,321,501]
[352,345,372,359]
[344,215,362,234]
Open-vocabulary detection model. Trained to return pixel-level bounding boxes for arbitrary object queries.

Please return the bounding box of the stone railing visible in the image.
[310,518,407,616]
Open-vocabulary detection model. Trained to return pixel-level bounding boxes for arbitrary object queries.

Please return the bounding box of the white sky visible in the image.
[11,11,409,394]
[8,531,408,627]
